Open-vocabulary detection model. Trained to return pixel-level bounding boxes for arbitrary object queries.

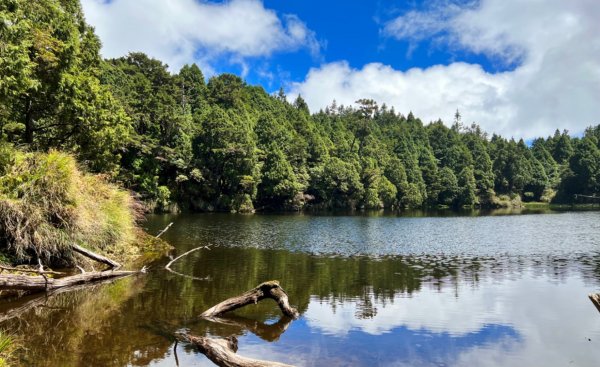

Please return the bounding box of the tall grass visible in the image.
[0,144,142,265]
[0,330,14,366]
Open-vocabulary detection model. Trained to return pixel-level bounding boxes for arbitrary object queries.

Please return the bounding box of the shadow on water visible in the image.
[1,211,600,366]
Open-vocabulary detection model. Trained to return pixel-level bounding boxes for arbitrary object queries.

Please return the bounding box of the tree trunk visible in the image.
[201,281,299,319]
[184,334,295,367]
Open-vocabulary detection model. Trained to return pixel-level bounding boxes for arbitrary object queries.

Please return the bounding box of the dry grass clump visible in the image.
[0,145,142,265]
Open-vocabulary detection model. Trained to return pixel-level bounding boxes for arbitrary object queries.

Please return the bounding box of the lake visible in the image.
[2,210,600,366]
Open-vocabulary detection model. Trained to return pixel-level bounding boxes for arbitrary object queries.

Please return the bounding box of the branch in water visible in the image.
[182,334,295,367]
[201,281,299,319]
[156,222,174,238]
[165,246,211,281]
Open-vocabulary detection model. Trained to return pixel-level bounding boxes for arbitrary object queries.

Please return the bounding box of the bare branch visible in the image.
[201,281,299,319]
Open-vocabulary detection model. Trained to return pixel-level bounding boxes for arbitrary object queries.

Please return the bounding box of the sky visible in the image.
[81,0,600,139]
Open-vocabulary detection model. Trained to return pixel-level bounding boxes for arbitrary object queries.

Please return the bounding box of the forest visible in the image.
[2,0,600,213]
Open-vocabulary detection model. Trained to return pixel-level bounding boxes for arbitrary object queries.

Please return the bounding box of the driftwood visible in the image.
[0,270,136,291]
[183,334,295,367]
[590,293,600,313]
[156,222,174,238]
[165,245,211,281]
[185,281,299,366]
[72,244,121,269]
[201,281,299,319]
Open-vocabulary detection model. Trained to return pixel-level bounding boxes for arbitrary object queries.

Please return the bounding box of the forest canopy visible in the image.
[1,0,599,213]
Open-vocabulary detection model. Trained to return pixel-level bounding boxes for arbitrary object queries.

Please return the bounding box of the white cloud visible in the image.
[81,0,319,73]
[292,0,600,139]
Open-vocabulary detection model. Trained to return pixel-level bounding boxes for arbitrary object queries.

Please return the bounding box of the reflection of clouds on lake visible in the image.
[301,274,600,366]
[146,273,600,367]
[305,281,507,336]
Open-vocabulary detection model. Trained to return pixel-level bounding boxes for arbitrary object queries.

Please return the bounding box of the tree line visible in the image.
[1,0,599,212]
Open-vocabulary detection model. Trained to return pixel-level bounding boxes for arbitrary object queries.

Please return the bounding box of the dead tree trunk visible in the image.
[72,244,121,269]
[590,293,600,313]
[201,281,299,319]
[184,334,295,367]
[0,245,134,292]
[0,270,136,291]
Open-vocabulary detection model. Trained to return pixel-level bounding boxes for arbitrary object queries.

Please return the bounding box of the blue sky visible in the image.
[82,0,600,139]
[244,0,514,88]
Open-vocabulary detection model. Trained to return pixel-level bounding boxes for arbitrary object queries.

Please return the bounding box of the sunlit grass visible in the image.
[0,144,142,265]
[0,330,15,366]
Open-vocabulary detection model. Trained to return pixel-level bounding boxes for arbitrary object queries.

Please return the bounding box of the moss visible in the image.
[0,146,146,266]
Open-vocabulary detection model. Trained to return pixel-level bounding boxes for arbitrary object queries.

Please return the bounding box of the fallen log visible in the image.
[72,244,121,270]
[590,293,600,313]
[0,269,136,291]
[201,281,299,319]
[183,334,295,367]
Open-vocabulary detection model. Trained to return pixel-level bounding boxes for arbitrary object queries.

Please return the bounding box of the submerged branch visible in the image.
[0,277,132,323]
[181,334,295,367]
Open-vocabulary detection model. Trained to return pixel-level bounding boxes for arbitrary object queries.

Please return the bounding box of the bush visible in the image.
[0,146,141,265]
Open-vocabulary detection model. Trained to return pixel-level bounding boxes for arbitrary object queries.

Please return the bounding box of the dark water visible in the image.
[2,210,600,366]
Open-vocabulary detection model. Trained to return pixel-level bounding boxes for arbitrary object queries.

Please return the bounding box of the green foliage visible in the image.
[1,0,597,212]
[0,0,131,175]
[313,157,364,208]
[457,166,477,207]
[437,167,459,206]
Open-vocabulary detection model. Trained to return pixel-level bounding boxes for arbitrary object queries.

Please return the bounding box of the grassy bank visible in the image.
[0,145,161,267]
[522,201,600,210]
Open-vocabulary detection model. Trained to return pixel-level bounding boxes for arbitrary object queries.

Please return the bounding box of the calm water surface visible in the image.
[2,210,600,366]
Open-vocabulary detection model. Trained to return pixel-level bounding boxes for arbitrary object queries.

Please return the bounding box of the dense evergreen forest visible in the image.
[1,0,599,213]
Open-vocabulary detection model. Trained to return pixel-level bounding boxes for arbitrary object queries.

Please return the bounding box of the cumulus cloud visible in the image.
[291,0,600,139]
[81,0,320,73]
